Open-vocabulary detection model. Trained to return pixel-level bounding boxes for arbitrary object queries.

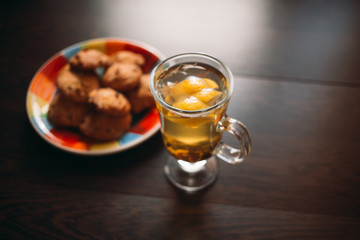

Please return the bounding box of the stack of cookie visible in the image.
[47,49,155,141]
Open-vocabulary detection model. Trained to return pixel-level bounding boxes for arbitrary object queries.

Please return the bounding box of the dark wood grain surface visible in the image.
[1,0,359,239]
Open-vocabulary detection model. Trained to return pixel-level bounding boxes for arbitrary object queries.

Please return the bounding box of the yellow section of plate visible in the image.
[27,92,50,118]
[82,40,106,52]
[90,141,120,151]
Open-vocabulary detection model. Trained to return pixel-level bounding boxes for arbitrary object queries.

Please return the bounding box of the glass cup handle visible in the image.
[216,115,252,164]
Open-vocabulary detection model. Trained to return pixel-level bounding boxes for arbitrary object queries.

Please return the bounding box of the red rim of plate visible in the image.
[26,38,165,156]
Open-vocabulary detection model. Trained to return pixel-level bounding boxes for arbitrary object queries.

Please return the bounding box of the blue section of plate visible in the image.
[120,132,141,145]
[41,116,54,130]
[31,117,46,135]
[62,44,81,60]
[96,67,104,78]
[31,116,53,136]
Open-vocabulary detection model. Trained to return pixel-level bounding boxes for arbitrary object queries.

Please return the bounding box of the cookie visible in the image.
[79,111,132,141]
[88,88,131,116]
[47,93,89,127]
[57,65,100,103]
[127,74,155,113]
[69,49,111,71]
[102,63,142,92]
[111,50,145,66]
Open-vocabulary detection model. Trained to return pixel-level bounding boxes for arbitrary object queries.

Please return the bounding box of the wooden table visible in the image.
[1,0,359,239]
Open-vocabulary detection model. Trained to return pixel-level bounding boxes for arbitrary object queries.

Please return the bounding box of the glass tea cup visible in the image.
[149,53,251,192]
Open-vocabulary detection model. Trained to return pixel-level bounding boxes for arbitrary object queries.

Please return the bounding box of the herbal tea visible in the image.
[155,62,229,162]
[150,53,251,191]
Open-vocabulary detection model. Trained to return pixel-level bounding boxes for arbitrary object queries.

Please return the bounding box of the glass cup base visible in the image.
[164,155,219,192]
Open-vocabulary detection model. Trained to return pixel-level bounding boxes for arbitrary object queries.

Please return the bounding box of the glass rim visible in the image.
[149,52,234,115]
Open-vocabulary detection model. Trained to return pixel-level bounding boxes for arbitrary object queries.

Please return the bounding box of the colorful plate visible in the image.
[26,38,165,155]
